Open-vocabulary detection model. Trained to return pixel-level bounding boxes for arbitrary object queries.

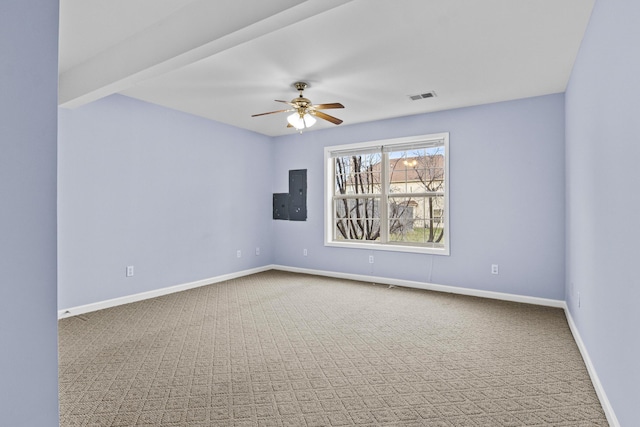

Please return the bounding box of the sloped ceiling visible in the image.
[59,0,594,136]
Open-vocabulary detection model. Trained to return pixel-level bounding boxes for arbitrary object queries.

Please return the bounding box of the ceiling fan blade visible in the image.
[251,109,291,117]
[312,103,344,110]
[275,100,295,106]
[313,110,343,125]
[287,123,293,128]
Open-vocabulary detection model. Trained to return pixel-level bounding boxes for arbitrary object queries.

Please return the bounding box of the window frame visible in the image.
[324,133,450,255]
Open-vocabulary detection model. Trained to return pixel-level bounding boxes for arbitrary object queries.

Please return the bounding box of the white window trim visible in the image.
[324,133,450,256]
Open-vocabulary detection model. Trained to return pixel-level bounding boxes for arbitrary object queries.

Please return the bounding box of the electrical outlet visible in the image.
[126,265,134,277]
[369,255,374,264]
[255,247,260,256]
[303,248,308,256]
[236,250,241,258]
[491,264,499,275]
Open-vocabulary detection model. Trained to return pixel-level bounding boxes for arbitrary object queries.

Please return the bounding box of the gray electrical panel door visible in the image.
[288,169,307,221]
[273,193,289,220]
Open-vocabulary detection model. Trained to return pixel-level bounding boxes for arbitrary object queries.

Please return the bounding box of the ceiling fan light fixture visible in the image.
[303,113,316,128]
[287,112,316,130]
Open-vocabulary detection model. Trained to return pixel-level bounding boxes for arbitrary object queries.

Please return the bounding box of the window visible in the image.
[325,133,449,255]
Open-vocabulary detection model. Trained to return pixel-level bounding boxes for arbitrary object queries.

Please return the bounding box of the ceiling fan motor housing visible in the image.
[293,97,312,110]
[293,82,312,111]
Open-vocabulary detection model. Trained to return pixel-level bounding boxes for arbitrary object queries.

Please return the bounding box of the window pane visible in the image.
[387,145,445,193]
[334,153,382,195]
[388,196,445,244]
[388,220,445,247]
[334,197,381,241]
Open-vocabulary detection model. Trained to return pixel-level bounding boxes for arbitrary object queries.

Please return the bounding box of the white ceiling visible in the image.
[58,0,594,137]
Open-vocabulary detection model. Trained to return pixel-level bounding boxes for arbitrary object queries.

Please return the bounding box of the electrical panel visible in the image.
[273,169,307,222]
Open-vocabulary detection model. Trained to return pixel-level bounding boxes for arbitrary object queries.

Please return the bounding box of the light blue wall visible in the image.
[0,0,60,425]
[272,94,566,300]
[565,0,640,424]
[58,95,274,309]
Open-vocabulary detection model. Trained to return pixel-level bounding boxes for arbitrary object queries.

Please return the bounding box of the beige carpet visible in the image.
[58,270,608,426]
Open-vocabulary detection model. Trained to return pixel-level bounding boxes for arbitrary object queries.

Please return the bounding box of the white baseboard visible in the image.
[57,265,272,319]
[271,264,565,308]
[58,264,563,318]
[563,305,620,427]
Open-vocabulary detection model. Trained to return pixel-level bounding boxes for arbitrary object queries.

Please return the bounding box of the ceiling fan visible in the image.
[252,82,344,132]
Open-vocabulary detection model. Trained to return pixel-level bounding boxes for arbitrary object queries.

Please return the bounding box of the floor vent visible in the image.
[409,91,436,101]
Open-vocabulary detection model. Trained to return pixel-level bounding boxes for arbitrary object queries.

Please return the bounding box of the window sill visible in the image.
[325,240,450,256]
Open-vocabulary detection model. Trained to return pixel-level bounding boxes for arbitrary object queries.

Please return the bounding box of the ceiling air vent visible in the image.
[409,91,436,101]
